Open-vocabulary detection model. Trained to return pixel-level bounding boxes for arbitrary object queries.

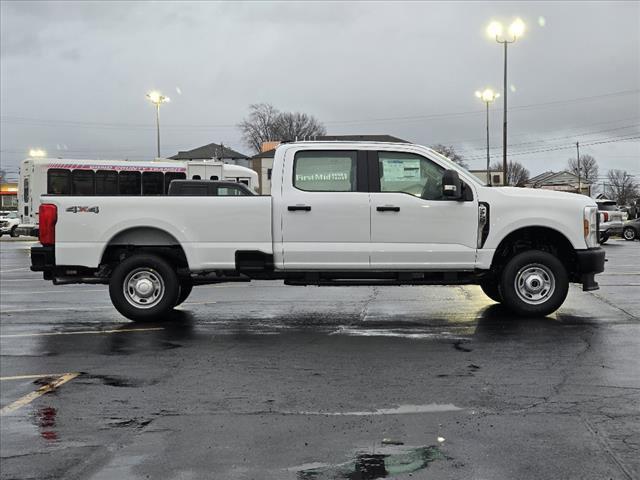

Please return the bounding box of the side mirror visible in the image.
[442,170,462,200]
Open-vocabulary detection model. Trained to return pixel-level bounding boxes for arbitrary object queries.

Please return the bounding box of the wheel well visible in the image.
[492,227,578,278]
[100,227,189,272]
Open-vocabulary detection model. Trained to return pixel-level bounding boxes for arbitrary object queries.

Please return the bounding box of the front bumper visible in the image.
[575,247,606,291]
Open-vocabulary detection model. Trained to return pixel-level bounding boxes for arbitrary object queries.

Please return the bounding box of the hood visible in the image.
[489,186,596,205]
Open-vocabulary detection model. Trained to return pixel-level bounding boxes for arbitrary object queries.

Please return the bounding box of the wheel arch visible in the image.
[491,226,579,279]
[100,226,190,271]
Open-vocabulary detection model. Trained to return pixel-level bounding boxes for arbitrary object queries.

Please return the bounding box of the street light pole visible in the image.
[155,102,161,158]
[487,18,525,186]
[576,141,581,194]
[475,88,499,186]
[146,91,170,158]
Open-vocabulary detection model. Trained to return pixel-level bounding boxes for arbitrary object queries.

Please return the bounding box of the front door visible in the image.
[369,150,478,269]
[280,149,370,270]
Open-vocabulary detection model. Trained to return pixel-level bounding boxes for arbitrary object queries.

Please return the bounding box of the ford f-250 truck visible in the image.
[31,141,605,321]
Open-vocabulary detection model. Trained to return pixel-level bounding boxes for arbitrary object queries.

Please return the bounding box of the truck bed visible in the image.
[46,195,273,270]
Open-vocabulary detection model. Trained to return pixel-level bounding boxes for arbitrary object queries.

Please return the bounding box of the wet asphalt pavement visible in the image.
[1,238,639,480]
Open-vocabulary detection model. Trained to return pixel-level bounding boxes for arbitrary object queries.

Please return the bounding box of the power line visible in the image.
[1,89,638,129]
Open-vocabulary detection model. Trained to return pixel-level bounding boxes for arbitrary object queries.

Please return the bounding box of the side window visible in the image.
[23,177,29,202]
[378,152,444,200]
[72,170,95,195]
[192,175,201,180]
[118,171,141,195]
[293,151,357,192]
[164,172,186,193]
[96,170,118,195]
[47,169,71,195]
[142,172,164,195]
[210,175,219,180]
[179,185,208,196]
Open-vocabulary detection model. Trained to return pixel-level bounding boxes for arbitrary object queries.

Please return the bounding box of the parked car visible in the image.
[31,140,605,320]
[623,218,640,241]
[596,199,624,244]
[0,211,21,237]
[167,180,256,196]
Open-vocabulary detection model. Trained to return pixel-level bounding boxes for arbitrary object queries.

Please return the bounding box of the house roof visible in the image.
[169,143,248,160]
[249,135,411,160]
[525,170,592,187]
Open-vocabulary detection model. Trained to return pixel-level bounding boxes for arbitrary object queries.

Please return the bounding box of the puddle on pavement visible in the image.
[296,445,444,479]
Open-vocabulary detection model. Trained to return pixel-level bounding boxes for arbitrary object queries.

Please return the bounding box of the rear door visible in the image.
[280,149,370,270]
[369,150,478,269]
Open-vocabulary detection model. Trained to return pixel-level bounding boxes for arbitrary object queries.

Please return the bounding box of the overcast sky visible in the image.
[1,0,639,183]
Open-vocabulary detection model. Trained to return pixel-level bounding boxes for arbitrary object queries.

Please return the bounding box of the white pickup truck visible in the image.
[31,141,605,320]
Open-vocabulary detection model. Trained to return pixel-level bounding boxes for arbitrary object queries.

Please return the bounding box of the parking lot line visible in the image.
[1,306,114,314]
[0,374,65,381]
[0,373,79,416]
[0,327,164,338]
[1,288,106,295]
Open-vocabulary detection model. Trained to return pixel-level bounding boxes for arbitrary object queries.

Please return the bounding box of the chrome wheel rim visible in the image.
[514,263,555,305]
[624,229,635,240]
[123,268,165,309]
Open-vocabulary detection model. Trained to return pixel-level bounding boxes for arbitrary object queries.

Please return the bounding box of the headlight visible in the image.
[584,206,598,248]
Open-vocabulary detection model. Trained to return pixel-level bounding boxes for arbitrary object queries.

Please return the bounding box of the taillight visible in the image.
[39,204,57,246]
[602,212,609,222]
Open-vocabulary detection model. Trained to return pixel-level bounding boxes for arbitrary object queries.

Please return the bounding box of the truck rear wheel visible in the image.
[479,280,503,303]
[109,254,179,321]
[500,250,568,317]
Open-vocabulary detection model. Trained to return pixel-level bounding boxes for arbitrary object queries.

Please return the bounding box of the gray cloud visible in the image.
[1,0,638,180]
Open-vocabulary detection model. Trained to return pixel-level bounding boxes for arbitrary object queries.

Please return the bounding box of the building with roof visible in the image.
[169,143,250,168]
[250,135,410,194]
[524,170,592,195]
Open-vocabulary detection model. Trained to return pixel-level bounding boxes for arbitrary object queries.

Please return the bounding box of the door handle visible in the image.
[376,206,400,212]
[288,205,312,212]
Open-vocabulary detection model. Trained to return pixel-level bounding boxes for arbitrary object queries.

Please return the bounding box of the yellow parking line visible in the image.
[0,327,164,338]
[1,374,65,381]
[0,373,79,416]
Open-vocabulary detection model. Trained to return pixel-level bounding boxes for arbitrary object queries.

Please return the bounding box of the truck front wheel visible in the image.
[500,250,568,317]
[109,254,180,321]
[175,282,193,306]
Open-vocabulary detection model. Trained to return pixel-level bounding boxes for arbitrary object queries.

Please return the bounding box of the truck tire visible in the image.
[500,250,568,318]
[175,282,193,306]
[599,232,609,244]
[109,254,180,321]
[623,227,636,241]
[10,226,18,238]
[480,281,503,303]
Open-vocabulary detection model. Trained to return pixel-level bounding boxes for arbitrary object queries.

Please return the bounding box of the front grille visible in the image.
[0,221,8,228]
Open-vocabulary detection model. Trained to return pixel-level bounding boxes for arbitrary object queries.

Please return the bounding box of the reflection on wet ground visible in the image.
[296,445,444,479]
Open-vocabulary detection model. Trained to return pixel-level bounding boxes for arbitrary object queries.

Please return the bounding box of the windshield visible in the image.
[2,212,18,218]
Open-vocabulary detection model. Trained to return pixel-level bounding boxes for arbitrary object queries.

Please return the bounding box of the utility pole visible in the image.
[576,141,581,194]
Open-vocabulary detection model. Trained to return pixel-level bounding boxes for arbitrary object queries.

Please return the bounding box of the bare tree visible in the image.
[604,169,639,205]
[490,160,530,186]
[239,103,326,153]
[275,111,326,142]
[567,154,599,185]
[430,144,468,168]
[238,103,282,153]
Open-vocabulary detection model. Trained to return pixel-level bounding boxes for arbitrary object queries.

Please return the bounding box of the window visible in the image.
[47,169,71,195]
[492,174,501,184]
[217,186,248,196]
[142,172,164,195]
[164,172,186,193]
[192,175,201,180]
[378,152,444,200]
[118,171,141,195]
[267,168,272,180]
[96,170,118,195]
[72,170,95,195]
[293,151,357,192]
[23,177,29,202]
[210,175,219,180]
[178,185,208,196]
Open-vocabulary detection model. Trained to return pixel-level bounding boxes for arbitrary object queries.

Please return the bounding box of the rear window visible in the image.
[72,170,95,195]
[598,203,617,211]
[119,171,141,195]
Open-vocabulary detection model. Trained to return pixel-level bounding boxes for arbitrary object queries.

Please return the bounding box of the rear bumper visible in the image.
[575,248,606,291]
[31,245,55,279]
